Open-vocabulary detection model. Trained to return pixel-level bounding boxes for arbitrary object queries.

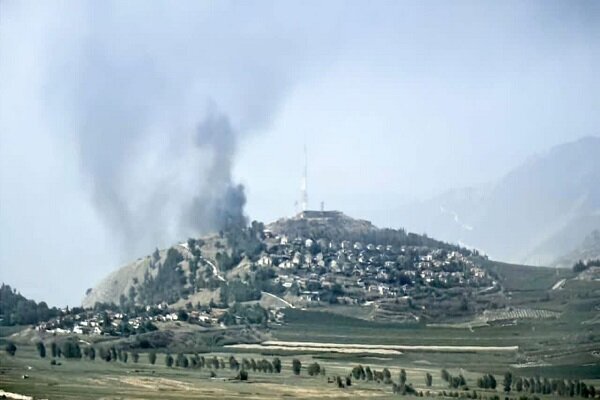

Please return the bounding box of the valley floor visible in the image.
[1,344,598,400]
[1,313,599,400]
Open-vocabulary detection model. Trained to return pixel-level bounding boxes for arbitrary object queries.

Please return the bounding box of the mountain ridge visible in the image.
[394,136,600,265]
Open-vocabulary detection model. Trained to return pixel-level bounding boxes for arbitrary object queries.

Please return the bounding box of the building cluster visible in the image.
[257,232,495,303]
[35,305,221,336]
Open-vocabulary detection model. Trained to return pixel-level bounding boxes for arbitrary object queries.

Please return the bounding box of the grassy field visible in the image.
[1,316,599,399]
[1,263,598,399]
[480,260,573,292]
[2,342,599,400]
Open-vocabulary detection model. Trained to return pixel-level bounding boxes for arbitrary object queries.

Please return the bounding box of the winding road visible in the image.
[176,243,225,282]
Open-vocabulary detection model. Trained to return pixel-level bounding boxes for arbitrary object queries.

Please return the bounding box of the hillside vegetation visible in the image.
[83,211,501,322]
[0,284,60,326]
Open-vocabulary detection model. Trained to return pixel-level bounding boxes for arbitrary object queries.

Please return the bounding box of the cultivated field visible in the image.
[1,264,599,399]
[2,341,599,400]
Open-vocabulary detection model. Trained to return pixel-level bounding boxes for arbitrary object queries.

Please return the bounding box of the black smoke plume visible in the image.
[185,110,248,233]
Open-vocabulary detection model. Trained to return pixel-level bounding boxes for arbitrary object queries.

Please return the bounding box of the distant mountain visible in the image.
[552,230,600,269]
[395,136,600,266]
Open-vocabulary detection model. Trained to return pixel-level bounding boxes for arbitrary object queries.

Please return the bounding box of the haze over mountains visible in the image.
[394,136,600,267]
[81,136,600,309]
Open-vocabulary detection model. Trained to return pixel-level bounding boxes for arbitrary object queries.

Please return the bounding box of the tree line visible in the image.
[0,283,60,326]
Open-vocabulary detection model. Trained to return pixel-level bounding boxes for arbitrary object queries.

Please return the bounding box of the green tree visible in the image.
[426,372,433,387]
[400,369,407,385]
[383,368,392,384]
[177,309,189,321]
[165,354,174,367]
[352,365,366,380]
[292,359,302,375]
[148,351,157,365]
[36,342,46,358]
[228,356,240,370]
[176,353,189,368]
[441,369,450,382]
[132,352,139,363]
[365,366,373,381]
[503,371,513,393]
[99,347,111,362]
[5,342,16,356]
[51,342,58,358]
[273,357,282,373]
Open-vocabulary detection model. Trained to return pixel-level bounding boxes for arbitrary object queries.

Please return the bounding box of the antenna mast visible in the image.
[301,145,308,211]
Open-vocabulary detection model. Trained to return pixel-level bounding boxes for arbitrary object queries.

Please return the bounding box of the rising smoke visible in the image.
[185,109,248,233]
[32,1,336,259]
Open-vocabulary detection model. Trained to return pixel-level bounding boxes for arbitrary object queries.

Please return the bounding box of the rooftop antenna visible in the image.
[301,145,308,211]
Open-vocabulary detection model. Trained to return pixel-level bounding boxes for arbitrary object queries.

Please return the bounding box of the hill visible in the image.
[394,136,600,266]
[83,211,501,321]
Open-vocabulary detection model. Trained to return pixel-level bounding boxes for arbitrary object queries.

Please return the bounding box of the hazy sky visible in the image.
[1,1,598,305]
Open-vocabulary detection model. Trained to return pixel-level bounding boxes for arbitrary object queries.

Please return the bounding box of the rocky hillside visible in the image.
[82,252,159,309]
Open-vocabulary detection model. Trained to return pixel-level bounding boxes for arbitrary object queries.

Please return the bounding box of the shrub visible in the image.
[307,362,321,376]
[61,341,81,359]
[237,370,248,381]
[5,342,16,356]
[292,359,302,375]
